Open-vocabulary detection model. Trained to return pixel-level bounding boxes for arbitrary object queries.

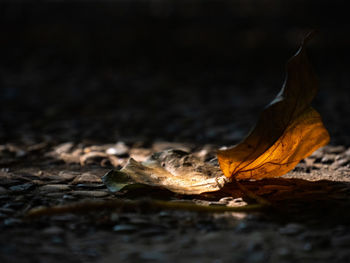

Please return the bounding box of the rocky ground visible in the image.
[1,139,350,263]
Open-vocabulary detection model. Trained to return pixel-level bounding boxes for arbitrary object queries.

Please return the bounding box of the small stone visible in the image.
[321,155,335,164]
[129,217,152,226]
[46,192,66,198]
[42,226,64,235]
[9,183,34,192]
[309,149,323,160]
[52,142,74,155]
[72,173,102,184]
[71,190,109,198]
[75,183,105,189]
[332,159,350,169]
[152,141,192,153]
[63,194,76,200]
[1,168,10,173]
[279,223,304,236]
[140,251,165,261]
[129,148,152,162]
[219,197,235,203]
[3,218,22,226]
[39,184,71,192]
[158,211,171,218]
[43,171,78,182]
[113,224,138,233]
[106,142,129,156]
[326,145,346,154]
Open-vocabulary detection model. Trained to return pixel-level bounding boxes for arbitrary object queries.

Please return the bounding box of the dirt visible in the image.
[1,2,350,263]
[2,142,350,263]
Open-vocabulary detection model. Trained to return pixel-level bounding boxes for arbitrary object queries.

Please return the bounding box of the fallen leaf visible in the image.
[217,32,330,179]
[104,150,227,195]
[102,170,138,193]
[103,33,329,196]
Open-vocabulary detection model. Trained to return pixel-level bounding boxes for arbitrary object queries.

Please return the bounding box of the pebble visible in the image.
[71,190,109,198]
[152,142,192,153]
[75,183,105,189]
[227,198,248,207]
[332,159,350,169]
[9,183,34,192]
[63,194,76,200]
[158,211,172,218]
[44,171,78,182]
[113,224,138,233]
[52,142,74,155]
[3,218,22,226]
[326,145,346,154]
[321,155,335,164]
[45,192,66,198]
[309,149,323,160]
[106,142,129,156]
[235,221,251,233]
[1,168,10,172]
[140,251,165,261]
[72,173,102,184]
[129,217,153,226]
[219,197,236,203]
[42,226,64,235]
[279,223,304,236]
[39,184,71,192]
[129,148,152,162]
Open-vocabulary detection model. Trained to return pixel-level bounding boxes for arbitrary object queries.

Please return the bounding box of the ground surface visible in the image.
[1,143,350,263]
[1,2,350,263]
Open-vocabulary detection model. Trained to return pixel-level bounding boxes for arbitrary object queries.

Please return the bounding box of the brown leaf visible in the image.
[118,150,227,195]
[217,32,330,180]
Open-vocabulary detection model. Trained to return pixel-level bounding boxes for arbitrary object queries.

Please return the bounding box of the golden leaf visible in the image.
[217,33,330,179]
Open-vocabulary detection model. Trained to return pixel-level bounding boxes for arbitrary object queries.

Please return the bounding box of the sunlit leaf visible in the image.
[217,33,330,179]
[105,150,227,195]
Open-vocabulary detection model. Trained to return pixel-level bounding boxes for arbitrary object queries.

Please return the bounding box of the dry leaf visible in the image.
[217,33,330,180]
[103,33,329,195]
[104,150,227,195]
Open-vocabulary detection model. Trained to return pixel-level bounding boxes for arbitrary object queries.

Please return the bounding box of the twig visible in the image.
[25,199,266,219]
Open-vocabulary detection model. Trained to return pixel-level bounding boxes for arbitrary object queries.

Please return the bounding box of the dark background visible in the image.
[1,1,349,146]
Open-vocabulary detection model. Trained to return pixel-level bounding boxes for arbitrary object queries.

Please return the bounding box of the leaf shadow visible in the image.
[201,178,350,225]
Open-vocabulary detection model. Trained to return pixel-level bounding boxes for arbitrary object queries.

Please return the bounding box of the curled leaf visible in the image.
[106,150,227,195]
[217,33,330,179]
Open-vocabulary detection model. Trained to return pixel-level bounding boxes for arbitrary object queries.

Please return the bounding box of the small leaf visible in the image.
[118,150,228,195]
[102,170,135,193]
[217,33,330,180]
